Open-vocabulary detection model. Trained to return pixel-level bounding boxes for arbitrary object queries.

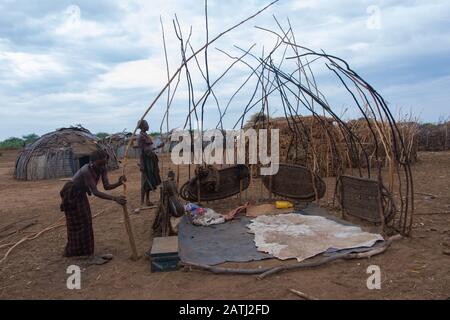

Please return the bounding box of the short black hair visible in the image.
[137,119,148,130]
[90,149,108,162]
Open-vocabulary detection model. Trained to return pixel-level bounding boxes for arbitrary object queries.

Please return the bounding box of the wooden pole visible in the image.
[377,161,386,236]
[289,289,319,300]
[121,205,139,260]
[122,181,139,261]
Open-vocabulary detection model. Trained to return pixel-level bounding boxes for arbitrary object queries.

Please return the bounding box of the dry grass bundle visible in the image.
[246,116,343,177]
[345,118,419,169]
[418,121,449,151]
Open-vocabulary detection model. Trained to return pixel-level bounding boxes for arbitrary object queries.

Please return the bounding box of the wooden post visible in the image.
[377,161,386,236]
[121,182,139,260]
[118,150,139,261]
[389,149,394,193]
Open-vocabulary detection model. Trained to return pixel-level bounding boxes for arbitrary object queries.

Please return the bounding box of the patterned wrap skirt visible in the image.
[141,151,162,192]
[60,182,94,257]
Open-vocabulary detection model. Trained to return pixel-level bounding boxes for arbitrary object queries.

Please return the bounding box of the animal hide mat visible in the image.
[247,213,383,262]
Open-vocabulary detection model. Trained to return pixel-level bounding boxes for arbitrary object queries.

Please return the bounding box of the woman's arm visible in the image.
[101,169,124,190]
[84,171,126,205]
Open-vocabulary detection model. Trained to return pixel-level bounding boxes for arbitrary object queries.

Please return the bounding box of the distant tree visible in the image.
[149,132,160,137]
[96,132,110,139]
[0,137,25,149]
[22,133,39,145]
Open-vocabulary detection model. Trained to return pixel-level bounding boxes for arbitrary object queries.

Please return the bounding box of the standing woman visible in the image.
[137,120,162,206]
[60,149,126,265]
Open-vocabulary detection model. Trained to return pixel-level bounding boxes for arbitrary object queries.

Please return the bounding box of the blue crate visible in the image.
[151,254,180,272]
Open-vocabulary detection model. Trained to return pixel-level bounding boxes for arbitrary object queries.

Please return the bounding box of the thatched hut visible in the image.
[418,122,449,151]
[245,116,343,177]
[103,132,140,159]
[103,131,172,160]
[15,126,118,180]
[346,119,419,166]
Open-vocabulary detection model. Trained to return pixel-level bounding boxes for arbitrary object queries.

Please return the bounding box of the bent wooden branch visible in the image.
[289,289,319,300]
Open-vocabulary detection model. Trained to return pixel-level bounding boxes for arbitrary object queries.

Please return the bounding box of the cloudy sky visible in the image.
[0,0,449,140]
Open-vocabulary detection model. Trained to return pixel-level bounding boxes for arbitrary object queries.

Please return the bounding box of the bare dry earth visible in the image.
[0,150,449,299]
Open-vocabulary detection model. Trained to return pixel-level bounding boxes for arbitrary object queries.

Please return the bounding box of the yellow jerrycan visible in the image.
[275,201,294,209]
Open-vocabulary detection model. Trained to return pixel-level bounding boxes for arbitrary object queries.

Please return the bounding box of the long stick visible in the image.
[121,183,138,261]
[289,289,319,300]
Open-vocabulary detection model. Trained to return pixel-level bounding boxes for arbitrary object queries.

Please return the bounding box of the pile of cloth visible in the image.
[184,202,249,227]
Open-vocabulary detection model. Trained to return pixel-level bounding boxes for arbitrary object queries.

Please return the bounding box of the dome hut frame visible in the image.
[119,3,414,236]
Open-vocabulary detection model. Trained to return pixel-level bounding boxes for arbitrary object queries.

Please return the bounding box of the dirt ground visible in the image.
[0,149,449,300]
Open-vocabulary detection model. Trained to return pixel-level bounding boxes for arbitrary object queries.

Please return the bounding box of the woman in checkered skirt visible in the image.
[60,149,127,265]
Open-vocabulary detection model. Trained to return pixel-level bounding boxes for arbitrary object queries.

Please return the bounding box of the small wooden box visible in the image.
[150,236,180,273]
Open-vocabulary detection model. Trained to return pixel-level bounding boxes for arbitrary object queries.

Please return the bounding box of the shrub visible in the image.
[0,137,25,149]
[96,132,110,139]
[22,133,40,145]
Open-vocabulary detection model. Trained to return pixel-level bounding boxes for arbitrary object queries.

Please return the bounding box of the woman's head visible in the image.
[138,120,149,132]
[90,149,108,167]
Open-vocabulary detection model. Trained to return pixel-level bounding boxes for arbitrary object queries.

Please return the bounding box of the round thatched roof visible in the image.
[15,126,118,180]
[101,132,140,159]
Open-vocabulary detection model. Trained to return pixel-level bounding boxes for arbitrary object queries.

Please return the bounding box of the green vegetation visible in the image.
[0,133,40,149]
[0,137,25,149]
[22,133,39,144]
[96,132,110,139]
[149,132,160,137]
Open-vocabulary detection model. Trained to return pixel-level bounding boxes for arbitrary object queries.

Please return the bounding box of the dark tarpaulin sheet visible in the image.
[178,215,272,266]
[178,204,383,266]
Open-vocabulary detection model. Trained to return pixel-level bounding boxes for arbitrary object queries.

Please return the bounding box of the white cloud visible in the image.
[0,0,449,140]
[53,5,109,39]
[0,51,67,82]
[291,0,320,10]
[96,57,167,90]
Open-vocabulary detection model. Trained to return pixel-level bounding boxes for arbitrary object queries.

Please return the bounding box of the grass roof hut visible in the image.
[15,126,118,180]
[102,132,140,160]
[245,115,343,177]
[418,121,449,151]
